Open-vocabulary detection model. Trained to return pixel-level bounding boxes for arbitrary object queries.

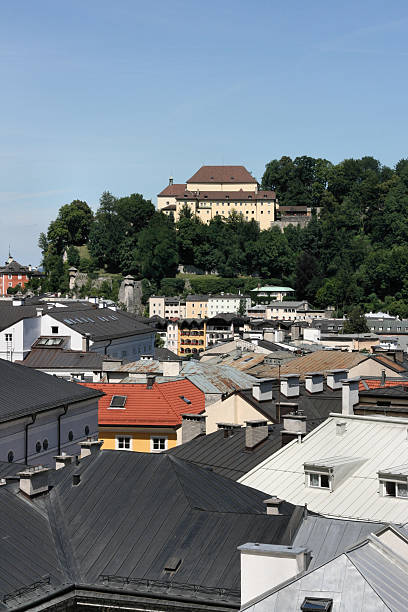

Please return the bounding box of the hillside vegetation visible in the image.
[38,156,408,317]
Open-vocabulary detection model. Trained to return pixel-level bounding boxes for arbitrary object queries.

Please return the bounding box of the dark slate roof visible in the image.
[0,302,40,331]
[238,382,342,423]
[0,460,31,478]
[257,339,290,352]
[47,306,155,342]
[0,259,41,275]
[359,385,408,398]
[167,426,285,480]
[0,359,103,423]
[154,347,182,361]
[17,348,111,369]
[0,450,303,609]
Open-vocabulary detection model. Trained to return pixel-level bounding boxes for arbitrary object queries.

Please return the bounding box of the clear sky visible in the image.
[1,0,407,265]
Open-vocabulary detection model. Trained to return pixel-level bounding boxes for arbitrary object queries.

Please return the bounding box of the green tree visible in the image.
[343,306,369,334]
[67,245,80,267]
[136,213,178,282]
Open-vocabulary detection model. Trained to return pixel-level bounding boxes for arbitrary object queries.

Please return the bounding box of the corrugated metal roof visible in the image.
[181,361,257,394]
[261,350,368,379]
[240,413,408,523]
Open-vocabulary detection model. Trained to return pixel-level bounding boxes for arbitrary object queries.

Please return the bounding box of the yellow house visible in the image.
[185,295,208,318]
[81,379,205,452]
[157,166,277,230]
[178,318,207,356]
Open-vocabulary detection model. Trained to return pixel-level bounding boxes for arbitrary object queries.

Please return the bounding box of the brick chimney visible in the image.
[79,438,103,459]
[305,372,324,394]
[280,374,300,398]
[252,379,273,402]
[245,420,268,449]
[181,413,206,444]
[217,422,242,438]
[19,466,49,497]
[326,369,348,390]
[342,378,360,415]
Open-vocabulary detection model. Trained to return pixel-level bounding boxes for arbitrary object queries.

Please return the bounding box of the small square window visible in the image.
[151,436,167,452]
[308,473,330,489]
[116,436,131,450]
[5,333,12,342]
[51,326,59,334]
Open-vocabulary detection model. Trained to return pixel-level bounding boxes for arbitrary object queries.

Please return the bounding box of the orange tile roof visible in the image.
[81,380,205,427]
[359,379,408,391]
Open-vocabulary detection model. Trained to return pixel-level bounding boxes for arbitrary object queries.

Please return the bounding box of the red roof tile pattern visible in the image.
[157,183,187,197]
[359,379,408,391]
[82,379,205,427]
[186,166,257,184]
[175,189,276,201]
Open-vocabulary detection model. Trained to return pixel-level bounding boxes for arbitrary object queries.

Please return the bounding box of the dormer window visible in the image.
[308,472,330,489]
[378,466,408,498]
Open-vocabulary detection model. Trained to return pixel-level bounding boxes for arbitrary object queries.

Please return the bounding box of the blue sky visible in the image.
[1,0,407,264]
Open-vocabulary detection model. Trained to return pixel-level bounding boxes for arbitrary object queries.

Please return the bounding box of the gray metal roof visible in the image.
[18,347,109,369]
[0,359,103,423]
[0,450,303,609]
[181,360,257,394]
[0,302,40,332]
[48,306,155,342]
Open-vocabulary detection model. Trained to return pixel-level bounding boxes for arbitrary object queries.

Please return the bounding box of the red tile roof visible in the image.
[359,379,408,391]
[81,379,205,427]
[157,183,187,197]
[186,166,257,184]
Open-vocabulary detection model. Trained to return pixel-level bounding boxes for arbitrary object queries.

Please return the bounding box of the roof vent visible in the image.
[72,473,81,486]
[164,556,181,572]
[147,375,155,389]
[263,496,284,515]
[217,422,241,438]
[336,421,347,436]
[54,452,74,470]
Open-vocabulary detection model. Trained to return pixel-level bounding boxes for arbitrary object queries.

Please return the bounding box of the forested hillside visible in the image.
[37,156,408,317]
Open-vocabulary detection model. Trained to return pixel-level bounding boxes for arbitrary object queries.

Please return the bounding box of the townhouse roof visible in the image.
[250,286,294,292]
[239,413,408,523]
[17,346,117,369]
[83,379,205,426]
[186,165,258,184]
[0,301,40,331]
[181,360,257,394]
[245,527,408,611]
[167,420,325,481]
[207,351,267,371]
[175,189,276,201]
[47,306,155,341]
[157,183,186,197]
[185,294,209,302]
[0,259,41,275]
[0,450,302,609]
[267,301,308,308]
[0,359,103,423]
[237,381,342,424]
[359,378,408,391]
[261,349,369,379]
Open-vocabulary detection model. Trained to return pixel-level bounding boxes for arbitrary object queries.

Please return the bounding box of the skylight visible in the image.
[301,598,333,611]
[109,395,127,409]
[180,396,191,404]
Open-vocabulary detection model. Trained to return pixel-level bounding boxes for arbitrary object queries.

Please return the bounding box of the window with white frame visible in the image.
[5,333,12,342]
[307,472,330,489]
[116,436,131,450]
[380,479,408,498]
[150,436,168,452]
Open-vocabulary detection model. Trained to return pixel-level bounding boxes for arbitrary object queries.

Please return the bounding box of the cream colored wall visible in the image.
[205,394,271,434]
[170,198,275,229]
[149,296,165,317]
[158,195,178,210]
[186,182,257,192]
[99,427,178,452]
[186,301,208,318]
[350,360,404,379]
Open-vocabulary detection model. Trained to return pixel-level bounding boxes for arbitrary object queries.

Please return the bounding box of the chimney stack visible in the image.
[326,369,348,390]
[305,372,324,394]
[79,438,103,459]
[280,374,300,398]
[381,369,386,387]
[19,466,49,497]
[146,375,156,389]
[238,543,310,607]
[252,379,273,402]
[181,413,206,444]
[245,420,268,449]
[263,496,284,515]
[169,176,174,185]
[342,378,360,415]
[162,360,182,377]
[217,422,242,438]
[54,452,74,470]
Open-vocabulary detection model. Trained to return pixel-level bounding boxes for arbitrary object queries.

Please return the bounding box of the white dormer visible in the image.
[304,456,366,492]
[378,465,408,498]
